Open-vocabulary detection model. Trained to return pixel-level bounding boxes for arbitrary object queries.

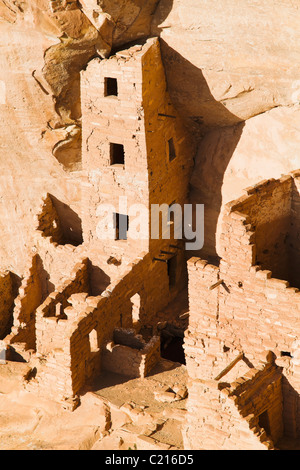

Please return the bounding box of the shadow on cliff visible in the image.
[158,40,245,261]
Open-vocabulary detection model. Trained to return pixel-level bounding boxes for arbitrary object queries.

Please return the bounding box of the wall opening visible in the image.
[105,77,118,97]
[168,256,177,288]
[168,138,176,162]
[131,293,141,323]
[160,324,186,365]
[110,143,125,166]
[258,410,271,437]
[114,213,129,240]
[161,336,186,365]
[89,329,99,353]
[281,351,293,358]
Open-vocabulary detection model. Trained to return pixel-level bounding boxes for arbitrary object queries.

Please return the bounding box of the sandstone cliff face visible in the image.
[155,0,300,257]
[1,0,300,271]
[153,0,300,127]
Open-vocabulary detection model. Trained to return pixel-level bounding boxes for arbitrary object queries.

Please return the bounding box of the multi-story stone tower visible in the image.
[0,38,195,405]
[81,37,194,285]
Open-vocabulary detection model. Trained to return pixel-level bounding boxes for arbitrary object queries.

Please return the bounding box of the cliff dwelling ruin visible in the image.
[1,0,300,452]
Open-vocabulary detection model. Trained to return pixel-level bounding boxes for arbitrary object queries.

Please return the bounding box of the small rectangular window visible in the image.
[168,138,176,162]
[105,77,118,97]
[110,143,125,165]
[114,213,129,240]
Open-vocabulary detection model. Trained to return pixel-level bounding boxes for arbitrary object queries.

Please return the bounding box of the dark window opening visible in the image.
[114,213,129,240]
[167,256,177,288]
[110,143,125,166]
[161,336,186,365]
[105,77,118,97]
[281,351,293,358]
[168,138,176,162]
[258,410,271,437]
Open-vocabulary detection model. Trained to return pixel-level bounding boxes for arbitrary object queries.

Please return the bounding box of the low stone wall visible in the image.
[102,329,160,378]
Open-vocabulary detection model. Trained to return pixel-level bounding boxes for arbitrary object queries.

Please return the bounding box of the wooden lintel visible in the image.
[209,279,224,290]
[214,353,245,381]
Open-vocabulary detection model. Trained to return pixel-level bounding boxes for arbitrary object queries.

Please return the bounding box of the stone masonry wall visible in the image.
[67,252,171,397]
[141,37,195,256]
[81,38,195,289]
[6,254,51,352]
[30,252,172,400]
[183,358,282,450]
[102,334,160,379]
[185,172,300,445]
[220,175,293,286]
[35,258,89,356]
[81,42,149,262]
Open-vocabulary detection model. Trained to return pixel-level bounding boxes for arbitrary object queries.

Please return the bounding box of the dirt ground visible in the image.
[0,359,187,450]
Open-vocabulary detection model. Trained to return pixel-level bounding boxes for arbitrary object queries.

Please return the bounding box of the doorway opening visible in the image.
[258,410,271,437]
[161,336,186,365]
[160,324,186,365]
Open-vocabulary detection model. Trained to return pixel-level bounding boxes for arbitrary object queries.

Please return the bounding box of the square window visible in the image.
[110,143,125,165]
[168,138,176,162]
[114,213,129,240]
[105,77,118,97]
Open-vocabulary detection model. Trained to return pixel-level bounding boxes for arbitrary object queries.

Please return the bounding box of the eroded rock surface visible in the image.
[1,2,300,298]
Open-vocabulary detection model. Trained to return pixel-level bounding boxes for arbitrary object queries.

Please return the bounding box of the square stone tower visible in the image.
[81,37,194,275]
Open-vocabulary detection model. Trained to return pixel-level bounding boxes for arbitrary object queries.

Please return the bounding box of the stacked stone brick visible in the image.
[5,254,51,355]
[0,38,207,450]
[24,251,173,401]
[81,37,194,269]
[183,353,282,450]
[103,331,161,379]
[184,171,300,448]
